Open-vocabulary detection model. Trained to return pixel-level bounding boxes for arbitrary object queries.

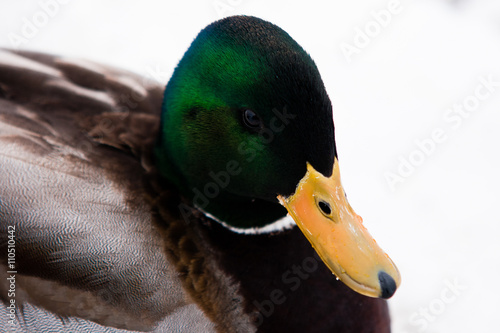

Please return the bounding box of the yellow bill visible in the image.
[278,157,401,298]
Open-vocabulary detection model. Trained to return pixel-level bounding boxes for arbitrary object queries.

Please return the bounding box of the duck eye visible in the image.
[242,109,262,128]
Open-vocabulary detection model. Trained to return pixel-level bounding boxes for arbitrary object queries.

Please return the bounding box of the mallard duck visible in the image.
[0,16,400,332]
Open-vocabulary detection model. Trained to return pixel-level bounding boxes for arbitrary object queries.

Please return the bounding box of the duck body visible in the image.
[0,16,394,333]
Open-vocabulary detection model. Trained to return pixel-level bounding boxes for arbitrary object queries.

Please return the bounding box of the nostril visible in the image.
[378,271,397,299]
[318,200,331,216]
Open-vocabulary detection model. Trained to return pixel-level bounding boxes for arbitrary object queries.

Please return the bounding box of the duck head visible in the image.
[155,16,400,299]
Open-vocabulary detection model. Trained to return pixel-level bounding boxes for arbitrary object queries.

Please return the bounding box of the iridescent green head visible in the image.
[155,16,335,230]
[154,16,401,299]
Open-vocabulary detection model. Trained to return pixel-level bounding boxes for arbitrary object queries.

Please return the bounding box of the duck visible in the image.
[0,15,400,332]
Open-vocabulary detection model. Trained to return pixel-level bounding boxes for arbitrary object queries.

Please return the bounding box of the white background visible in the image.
[1,0,499,332]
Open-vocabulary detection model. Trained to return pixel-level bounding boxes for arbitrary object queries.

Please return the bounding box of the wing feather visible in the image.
[0,49,215,332]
